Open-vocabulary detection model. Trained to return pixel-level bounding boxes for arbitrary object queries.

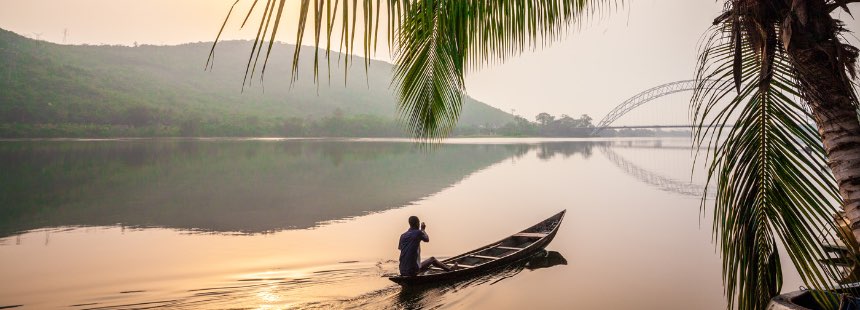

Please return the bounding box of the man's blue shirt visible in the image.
[398,228,429,276]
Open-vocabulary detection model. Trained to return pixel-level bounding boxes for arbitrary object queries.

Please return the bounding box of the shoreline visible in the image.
[0,135,694,142]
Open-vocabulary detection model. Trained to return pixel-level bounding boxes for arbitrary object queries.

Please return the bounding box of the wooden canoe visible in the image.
[388,210,566,286]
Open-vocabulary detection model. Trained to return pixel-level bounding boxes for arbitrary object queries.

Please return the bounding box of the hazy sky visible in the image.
[1,1,857,124]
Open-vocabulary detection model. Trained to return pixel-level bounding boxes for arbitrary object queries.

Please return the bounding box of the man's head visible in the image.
[408,216,420,229]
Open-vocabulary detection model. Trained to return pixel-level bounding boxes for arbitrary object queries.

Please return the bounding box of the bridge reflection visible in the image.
[522,140,713,198]
[597,143,713,198]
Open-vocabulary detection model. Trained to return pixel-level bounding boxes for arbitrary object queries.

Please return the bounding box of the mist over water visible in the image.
[0,138,801,309]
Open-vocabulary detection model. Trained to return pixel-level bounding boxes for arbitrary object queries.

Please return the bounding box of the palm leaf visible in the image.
[392,0,617,139]
[390,1,465,139]
[692,16,849,310]
[208,0,615,139]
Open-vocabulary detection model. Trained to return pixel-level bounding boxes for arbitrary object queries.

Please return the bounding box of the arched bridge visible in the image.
[591,80,720,135]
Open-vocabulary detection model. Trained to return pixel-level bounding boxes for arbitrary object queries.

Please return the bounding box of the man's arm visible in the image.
[420,222,429,242]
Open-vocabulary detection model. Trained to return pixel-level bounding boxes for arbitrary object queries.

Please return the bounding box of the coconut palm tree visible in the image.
[209,1,860,309]
[692,2,860,309]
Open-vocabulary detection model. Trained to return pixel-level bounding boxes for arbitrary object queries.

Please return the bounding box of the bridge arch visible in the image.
[591,80,718,135]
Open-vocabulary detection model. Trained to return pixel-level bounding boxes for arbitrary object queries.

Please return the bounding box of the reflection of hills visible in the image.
[0,140,524,237]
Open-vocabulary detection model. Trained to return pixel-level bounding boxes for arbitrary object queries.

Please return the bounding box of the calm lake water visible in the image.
[0,138,803,309]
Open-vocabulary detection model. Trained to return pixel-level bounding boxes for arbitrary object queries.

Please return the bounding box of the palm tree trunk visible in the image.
[808,98,860,244]
[787,11,860,244]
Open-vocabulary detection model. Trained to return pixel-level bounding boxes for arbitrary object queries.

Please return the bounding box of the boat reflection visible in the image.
[525,250,568,270]
[392,251,568,309]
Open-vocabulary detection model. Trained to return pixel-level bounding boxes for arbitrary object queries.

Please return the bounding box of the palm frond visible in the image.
[693,15,847,310]
[461,0,617,71]
[208,0,616,139]
[391,0,616,139]
[390,1,465,139]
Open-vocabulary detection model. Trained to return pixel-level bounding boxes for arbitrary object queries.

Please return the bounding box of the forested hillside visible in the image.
[0,29,512,137]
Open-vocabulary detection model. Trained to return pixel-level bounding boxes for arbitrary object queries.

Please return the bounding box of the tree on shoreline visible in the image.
[533,112,593,136]
[211,1,860,309]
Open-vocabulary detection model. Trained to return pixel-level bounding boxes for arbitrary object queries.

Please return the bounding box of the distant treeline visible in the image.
[488,113,687,137]
[0,107,505,138]
[0,109,687,138]
[0,108,401,138]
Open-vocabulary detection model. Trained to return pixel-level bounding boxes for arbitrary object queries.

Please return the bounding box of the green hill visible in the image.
[0,28,512,137]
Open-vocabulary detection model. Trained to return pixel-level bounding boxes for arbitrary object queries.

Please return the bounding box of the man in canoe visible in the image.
[398,216,455,276]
